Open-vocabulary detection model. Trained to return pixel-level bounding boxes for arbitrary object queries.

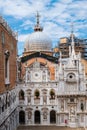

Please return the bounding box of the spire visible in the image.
[69,46,71,57]
[36,11,40,26]
[59,51,63,74]
[71,22,74,35]
[70,22,75,39]
[70,22,76,59]
[71,28,75,52]
[34,12,43,32]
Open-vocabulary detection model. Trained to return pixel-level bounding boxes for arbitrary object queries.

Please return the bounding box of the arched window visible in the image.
[50,89,55,99]
[81,102,84,111]
[19,90,25,100]
[5,50,10,84]
[34,110,40,124]
[50,110,56,123]
[35,90,40,99]
[19,111,25,124]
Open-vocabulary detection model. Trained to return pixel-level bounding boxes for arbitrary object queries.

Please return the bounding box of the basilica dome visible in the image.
[24,31,52,51]
[24,12,52,52]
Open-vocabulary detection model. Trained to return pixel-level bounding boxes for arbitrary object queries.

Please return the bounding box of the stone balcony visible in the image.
[57,91,86,97]
[34,98,40,104]
[19,100,25,105]
[50,99,56,105]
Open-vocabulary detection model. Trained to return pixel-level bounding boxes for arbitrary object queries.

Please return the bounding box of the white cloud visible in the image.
[18,34,29,42]
[0,0,87,54]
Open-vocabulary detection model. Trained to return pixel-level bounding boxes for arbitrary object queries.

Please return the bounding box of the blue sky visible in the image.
[0,0,87,55]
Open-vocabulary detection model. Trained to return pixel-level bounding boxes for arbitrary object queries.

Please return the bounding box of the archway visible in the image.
[34,110,40,124]
[19,111,25,124]
[50,110,56,124]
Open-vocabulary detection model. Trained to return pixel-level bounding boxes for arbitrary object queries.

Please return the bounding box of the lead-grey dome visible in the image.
[24,12,52,52]
[24,31,52,51]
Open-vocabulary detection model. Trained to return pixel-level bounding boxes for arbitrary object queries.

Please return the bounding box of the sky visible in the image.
[0,0,87,55]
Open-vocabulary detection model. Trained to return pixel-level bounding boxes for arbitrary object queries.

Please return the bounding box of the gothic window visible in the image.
[35,90,40,99]
[19,111,25,124]
[5,57,8,78]
[50,110,56,123]
[34,110,40,124]
[70,98,74,102]
[5,50,10,83]
[19,90,25,100]
[81,102,84,111]
[50,89,55,99]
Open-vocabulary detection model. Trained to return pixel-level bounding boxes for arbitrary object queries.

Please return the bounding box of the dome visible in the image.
[24,12,52,52]
[24,31,52,52]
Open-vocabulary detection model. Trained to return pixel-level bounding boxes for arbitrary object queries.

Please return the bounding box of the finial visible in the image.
[70,22,74,49]
[34,12,43,32]
[36,11,40,25]
[70,22,76,59]
[71,22,74,34]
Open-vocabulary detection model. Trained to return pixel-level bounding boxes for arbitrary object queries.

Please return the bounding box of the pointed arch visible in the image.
[34,110,40,124]
[50,89,55,99]
[50,110,56,124]
[19,111,25,124]
[19,90,25,100]
[34,89,40,99]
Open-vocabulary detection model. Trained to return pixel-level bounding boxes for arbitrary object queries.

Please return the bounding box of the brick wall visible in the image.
[0,24,17,94]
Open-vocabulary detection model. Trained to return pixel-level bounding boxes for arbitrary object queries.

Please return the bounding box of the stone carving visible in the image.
[43,111,47,119]
[70,106,75,115]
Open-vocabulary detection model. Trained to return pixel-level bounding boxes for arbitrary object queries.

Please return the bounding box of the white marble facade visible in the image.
[17,36,87,128]
[0,35,87,130]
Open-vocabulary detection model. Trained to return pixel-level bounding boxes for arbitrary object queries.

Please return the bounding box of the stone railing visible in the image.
[50,99,56,105]
[19,100,25,105]
[58,91,86,96]
[0,101,18,126]
[34,98,40,104]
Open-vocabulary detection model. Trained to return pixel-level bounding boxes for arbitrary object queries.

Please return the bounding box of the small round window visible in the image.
[69,75,73,79]
[35,73,38,77]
